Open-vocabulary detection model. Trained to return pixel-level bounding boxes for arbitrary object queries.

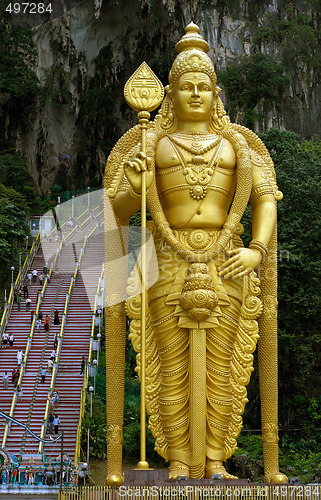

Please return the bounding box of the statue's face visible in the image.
[173,72,214,122]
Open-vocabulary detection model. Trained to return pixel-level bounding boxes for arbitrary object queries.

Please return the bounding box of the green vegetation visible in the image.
[80,321,165,465]
[0,0,50,286]
[76,31,174,187]
[0,153,50,280]
[261,129,321,387]
[40,37,77,109]
[230,433,321,482]
[253,13,320,76]
[41,66,70,107]
[219,0,242,11]
[308,0,321,9]
[81,396,107,460]
[218,5,320,128]
[218,54,289,128]
[1,0,321,479]
[133,31,174,86]
[0,183,28,278]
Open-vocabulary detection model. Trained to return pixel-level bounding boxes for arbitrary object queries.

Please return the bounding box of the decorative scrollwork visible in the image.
[107,425,123,445]
[263,294,278,319]
[262,423,279,444]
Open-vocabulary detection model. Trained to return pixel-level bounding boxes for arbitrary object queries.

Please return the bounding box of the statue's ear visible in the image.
[165,85,172,96]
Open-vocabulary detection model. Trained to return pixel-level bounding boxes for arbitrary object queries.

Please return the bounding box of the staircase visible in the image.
[0,208,105,462]
[43,231,105,458]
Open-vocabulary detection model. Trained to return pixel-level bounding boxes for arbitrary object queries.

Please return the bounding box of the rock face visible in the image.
[11,0,321,192]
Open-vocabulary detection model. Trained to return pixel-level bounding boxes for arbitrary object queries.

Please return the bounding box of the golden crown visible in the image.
[168,23,217,88]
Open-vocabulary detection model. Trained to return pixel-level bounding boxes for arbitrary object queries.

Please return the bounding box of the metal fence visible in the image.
[48,188,100,203]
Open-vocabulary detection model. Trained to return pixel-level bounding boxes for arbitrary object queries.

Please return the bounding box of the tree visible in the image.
[218,54,289,128]
[0,183,28,277]
[0,153,50,279]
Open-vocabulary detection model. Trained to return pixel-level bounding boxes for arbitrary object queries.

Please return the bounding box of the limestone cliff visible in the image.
[9,0,321,192]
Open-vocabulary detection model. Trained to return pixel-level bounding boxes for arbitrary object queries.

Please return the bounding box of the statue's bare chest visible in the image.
[155,134,236,201]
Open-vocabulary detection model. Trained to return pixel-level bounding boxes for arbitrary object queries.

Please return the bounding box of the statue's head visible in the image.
[156,23,229,133]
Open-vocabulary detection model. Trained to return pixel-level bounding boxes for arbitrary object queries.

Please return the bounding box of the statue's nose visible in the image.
[192,85,200,97]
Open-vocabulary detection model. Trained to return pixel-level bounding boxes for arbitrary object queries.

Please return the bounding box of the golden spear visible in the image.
[124,62,164,469]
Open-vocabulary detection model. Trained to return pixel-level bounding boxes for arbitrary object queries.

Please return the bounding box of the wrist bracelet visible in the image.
[129,185,142,199]
[249,239,268,260]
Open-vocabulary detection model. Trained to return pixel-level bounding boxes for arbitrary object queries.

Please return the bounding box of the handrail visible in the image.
[61,208,90,243]
[74,370,87,468]
[40,203,91,245]
[15,231,41,291]
[88,262,104,369]
[2,211,101,450]
[0,232,43,447]
[77,208,89,223]
[49,235,65,278]
[74,262,104,467]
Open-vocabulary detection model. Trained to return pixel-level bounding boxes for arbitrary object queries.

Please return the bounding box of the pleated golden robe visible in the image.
[126,221,262,478]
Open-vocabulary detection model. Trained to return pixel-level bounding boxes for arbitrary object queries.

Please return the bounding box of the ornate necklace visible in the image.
[167,135,223,201]
[169,134,221,166]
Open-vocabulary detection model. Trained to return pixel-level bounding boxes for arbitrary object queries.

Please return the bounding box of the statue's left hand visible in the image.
[218,248,262,279]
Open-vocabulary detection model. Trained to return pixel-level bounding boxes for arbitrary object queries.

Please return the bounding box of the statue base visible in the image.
[124,469,249,486]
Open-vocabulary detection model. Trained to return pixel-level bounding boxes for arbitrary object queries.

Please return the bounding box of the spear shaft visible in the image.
[137,110,149,469]
[124,63,164,470]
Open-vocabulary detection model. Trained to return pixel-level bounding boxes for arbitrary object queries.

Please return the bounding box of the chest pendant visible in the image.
[184,155,214,201]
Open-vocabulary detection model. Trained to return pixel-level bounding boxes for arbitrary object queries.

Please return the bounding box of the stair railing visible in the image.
[16,231,41,291]
[78,202,103,233]
[38,278,78,451]
[2,214,102,448]
[62,207,90,242]
[48,235,65,278]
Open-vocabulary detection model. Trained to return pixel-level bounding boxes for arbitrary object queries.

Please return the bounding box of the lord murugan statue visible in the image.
[104,23,286,484]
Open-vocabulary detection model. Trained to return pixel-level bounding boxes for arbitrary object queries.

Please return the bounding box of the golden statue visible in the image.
[104,23,287,484]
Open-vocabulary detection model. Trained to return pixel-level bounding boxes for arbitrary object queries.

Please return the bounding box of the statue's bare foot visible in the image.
[206,460,238,479]
[169,461,189,479]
